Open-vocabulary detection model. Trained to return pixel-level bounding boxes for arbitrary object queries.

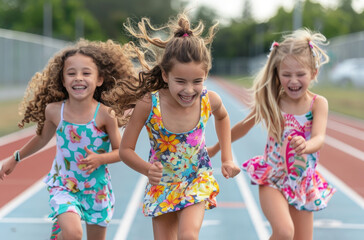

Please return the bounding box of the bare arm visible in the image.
[119,96,163,185]
[209,90,240,178]
[290,95,328,155]
[0,103,58,179]
[208,108,256,156]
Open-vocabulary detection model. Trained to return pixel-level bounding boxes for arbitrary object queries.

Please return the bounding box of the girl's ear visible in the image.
[311,69,318,79]
[97,76,104,87]
[161,69,168,83]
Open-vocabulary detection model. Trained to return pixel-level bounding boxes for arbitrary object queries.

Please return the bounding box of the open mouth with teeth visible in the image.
[72,85,87,90]
[288,86,302,92]
[179,94,195,104]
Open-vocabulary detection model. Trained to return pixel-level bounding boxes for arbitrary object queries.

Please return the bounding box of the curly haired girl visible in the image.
[0,39,139,240]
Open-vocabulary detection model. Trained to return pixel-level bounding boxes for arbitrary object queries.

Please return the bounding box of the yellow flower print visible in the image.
[149,185,164,200]
[150,107,162,130]
[157,135,180,152]
[201,96,211,121]
[160,192,181,212]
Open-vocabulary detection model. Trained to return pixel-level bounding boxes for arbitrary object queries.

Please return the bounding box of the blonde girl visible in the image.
[108,12,241,239]
[0,39,139,240]
[209,28,336,239]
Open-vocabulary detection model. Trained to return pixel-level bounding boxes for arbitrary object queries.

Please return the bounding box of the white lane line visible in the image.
[0,126,36,146]
[0,136,56,162]
[113,175,147,240]
[327,120,364,141]
[0,177,45,219]
[317,165,364,210]
[232,150,270,240]
[325,135,364,162]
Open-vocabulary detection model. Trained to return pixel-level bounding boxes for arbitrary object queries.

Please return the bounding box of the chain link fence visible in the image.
[1,29,364,85]
[211,31,364,83]
[0,28,69,87]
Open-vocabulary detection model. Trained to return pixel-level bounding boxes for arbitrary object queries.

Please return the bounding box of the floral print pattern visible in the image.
[242,96,335,211]
[44,102,114,225]
[143,88,219,217]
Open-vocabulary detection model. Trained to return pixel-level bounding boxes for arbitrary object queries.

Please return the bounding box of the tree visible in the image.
[0,0,104,41]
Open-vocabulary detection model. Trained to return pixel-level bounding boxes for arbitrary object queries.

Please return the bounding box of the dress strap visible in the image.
[60,101,65,122]
[92,102,101,121]
[309,95,317,111]
[56,100,66,130]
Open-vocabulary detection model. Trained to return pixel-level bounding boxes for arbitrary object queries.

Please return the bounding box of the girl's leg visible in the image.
[86,224,107,240]
[289,205,313,240]
[152,211,178,240]
[176,201,205,240]
[259,185,294,240]
[57,212,83,240]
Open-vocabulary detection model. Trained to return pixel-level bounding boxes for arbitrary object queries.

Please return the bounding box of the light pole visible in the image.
[293,0,302,30]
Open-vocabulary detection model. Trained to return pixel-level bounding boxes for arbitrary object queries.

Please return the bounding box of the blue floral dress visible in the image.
[143,88,219,217]
[43,101,114,225]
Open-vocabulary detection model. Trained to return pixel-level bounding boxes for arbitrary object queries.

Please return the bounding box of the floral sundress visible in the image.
[242,95,335,211]
[43,101,114,225]
[143,88,219,217]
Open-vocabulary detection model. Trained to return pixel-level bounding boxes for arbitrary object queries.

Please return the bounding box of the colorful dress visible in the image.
[143,88,219,217]
[242,95,335,211]
[43,101,114,226]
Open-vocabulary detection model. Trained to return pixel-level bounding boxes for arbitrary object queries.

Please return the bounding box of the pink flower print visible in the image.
[66,127,90,151]
[284,187,295,199]
[186,129,202,147]
[66,126,81,143]
[87,124,104,137]
[95,189,107,203]
[63,177,79,193]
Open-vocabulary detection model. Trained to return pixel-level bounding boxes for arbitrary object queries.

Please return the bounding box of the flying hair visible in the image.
[119,11,218,98]
[19,39,139,135]
[250,28,329,142]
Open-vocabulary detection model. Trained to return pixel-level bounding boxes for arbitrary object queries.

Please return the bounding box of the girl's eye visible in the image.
[68,72,76,76]
[84,72,91,76]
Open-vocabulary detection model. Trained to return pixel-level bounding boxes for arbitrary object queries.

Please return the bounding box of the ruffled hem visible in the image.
[242,156,336,211]
[143,171,219,217]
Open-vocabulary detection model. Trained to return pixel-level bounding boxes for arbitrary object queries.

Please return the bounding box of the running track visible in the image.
[1,78,364,239]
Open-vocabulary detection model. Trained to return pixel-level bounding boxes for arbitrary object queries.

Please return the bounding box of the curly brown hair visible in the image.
[106,12,218,117]
[19,39,140,135]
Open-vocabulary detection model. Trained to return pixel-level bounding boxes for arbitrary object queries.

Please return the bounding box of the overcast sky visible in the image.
[186,0,364,23]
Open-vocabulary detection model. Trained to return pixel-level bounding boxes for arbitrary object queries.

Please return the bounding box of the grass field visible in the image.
[218,75,364,120]
[0,99,24,136]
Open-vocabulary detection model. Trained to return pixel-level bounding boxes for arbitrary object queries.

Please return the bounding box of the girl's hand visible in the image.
[79,147,102,174]
[206,143,220,158]
[221,161,241,179]
[0,156,19,180]
[288,135,306,156]
[147,162,163,186]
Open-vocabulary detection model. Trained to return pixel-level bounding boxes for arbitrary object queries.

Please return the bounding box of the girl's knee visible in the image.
[178,230,199,240]
[272,224,294,240]
[59,227,83,240]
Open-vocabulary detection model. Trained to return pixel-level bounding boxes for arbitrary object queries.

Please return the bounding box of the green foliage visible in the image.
[0,0,104,41]
[0,0,364,54]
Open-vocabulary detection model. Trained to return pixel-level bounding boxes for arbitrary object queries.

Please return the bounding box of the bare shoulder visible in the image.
[45,101,62,124]
[135,93,152,112]
[312,94,328,116]
[207,90,222,112]
[312,94,328,109]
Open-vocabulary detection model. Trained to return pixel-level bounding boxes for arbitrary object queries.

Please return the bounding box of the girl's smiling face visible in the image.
[278,56,316,100]
[62,53,103,101]
[162,61,207,107]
